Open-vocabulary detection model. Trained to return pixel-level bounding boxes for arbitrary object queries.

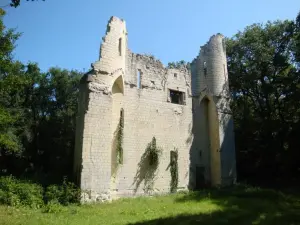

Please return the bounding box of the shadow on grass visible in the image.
[127,186,300,225]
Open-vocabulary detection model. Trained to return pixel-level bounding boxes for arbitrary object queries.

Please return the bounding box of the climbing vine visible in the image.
[170,148,178,193]
[146,137,162,166]
[116,109,124,165]
[141,137,162,193]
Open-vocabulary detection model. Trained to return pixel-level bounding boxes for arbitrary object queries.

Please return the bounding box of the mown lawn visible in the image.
[0,187,300,225]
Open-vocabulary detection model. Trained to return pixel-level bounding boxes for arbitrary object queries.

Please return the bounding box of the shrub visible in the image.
[44,185,61,203]
[0,176,81,208]
[45,177,80,205]
[42,200,66,213]
[0,176,44,208]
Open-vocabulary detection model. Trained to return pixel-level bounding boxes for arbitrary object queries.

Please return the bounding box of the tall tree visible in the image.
[0,8,83,184]
[0,8,23,155]
[226,18,300,186]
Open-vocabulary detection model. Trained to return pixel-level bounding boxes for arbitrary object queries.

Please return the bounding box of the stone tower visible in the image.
[74,17,236,202]
[190,34,236,187]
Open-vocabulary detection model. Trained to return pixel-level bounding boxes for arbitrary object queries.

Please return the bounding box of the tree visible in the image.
[0,8,23,155]
[0,8,83,184]
[167,60,190,70]
[226,17,300,186]
[10,0,45,8]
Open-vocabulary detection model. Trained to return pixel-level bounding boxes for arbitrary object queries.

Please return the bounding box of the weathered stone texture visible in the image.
[74,16,236,202]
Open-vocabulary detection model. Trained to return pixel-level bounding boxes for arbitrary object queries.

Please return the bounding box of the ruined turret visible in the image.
[191,34,228,97]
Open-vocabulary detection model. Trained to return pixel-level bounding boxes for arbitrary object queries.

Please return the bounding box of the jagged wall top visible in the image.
[200,33,226,55]
[191,33,228,97]
[91,16,127,75]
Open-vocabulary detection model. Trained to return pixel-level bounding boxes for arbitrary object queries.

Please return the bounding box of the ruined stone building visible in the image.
[74,16,236,202]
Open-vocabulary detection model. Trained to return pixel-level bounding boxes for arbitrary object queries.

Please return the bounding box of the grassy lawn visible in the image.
[0,186,300,225]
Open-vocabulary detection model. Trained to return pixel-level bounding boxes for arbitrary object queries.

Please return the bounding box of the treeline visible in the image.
[227,12,300,187]
[1,7,300,188]
[0,9,82,185]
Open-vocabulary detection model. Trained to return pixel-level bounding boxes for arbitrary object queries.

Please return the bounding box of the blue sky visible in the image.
[2,0,300,72]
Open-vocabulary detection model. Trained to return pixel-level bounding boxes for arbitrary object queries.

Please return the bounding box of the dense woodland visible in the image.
[1,8,300,189]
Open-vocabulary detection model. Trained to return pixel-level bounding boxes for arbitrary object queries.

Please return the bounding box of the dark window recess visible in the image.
[174,73,177,78]
[203,61,207,76]
[169,89,186,105]
[118,38,122,56]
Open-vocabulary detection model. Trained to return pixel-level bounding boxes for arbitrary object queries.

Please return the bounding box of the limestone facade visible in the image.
[74,16,236,202]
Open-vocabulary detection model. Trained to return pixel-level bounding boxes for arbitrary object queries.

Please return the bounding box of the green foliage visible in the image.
[133,137,162,193]
[0,176,80,209]
[0,8,83,185]
[1,187,300,224]
[146,137,162,166]
[44,178,80,205]
[116,109,124,165]
[170,148,178,193]
[10,0,45,8]
[0,176,44,208]
[167,60,191,70]
[42,200,66,213]
[0,9,23,155]
[226,17,300,184]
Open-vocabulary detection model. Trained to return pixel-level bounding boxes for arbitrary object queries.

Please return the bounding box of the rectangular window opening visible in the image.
[174,73,177,79]
[137,69,142,89]
[118,38,122,56]
[169,89,185,105]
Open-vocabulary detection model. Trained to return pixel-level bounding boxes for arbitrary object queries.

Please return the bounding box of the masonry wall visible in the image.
[113,53,192,197]
[75,16,236,202]
[190,34,236,187]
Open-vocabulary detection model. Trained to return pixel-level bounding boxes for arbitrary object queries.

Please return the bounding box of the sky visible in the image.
[1,0,300,72]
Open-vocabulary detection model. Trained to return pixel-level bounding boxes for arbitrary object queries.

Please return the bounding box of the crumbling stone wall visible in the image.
[190,34,236,187]
[74,16,236,202]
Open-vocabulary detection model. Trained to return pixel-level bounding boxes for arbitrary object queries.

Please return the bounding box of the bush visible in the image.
[0,176,81,208]
[42,200,66,213]
[0,176,44,208]
[45,177,80,205]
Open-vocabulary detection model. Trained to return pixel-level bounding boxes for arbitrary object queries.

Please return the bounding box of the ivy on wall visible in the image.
[170,148,178,193]
[116,108,124,165]
[147,137,162,166]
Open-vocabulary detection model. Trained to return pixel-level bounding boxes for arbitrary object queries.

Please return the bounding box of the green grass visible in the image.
[0,186,300,225]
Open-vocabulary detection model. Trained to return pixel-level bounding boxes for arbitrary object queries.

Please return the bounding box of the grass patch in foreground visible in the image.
[0,186,300,225]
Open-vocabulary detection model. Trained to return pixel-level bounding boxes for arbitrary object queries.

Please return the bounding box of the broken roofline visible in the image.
[103,16,224,71]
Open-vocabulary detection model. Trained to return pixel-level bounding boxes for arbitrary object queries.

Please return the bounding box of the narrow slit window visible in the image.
[169,89,185,105]
[118,38,122,56]
[223,64,227,81]
[174,73,177,79]
[137,69,142,89]
[203,61,207,77]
